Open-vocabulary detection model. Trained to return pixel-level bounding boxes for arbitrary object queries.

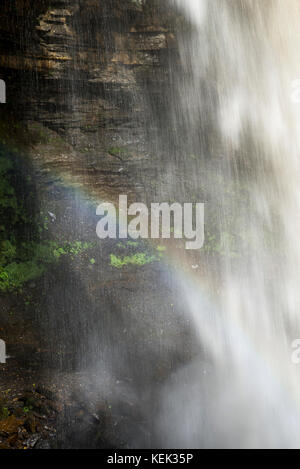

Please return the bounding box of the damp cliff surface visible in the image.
[0,0,200,449]
[0,0,180,199]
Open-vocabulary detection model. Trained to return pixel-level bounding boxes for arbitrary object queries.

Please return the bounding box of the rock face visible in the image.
[0,0,177,126]
[0,0,180,200]
[0,1,198,449]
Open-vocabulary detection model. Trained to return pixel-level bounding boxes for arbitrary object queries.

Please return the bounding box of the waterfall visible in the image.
[154,0,300,448]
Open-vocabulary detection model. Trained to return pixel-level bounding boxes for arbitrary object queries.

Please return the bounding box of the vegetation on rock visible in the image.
[0,145,93,293]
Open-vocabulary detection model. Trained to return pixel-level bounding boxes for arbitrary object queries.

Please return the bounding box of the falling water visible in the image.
[154,0,300,448]
[5,0,300,450]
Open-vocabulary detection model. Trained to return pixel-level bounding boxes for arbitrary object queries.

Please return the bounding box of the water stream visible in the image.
[153,0,300,448]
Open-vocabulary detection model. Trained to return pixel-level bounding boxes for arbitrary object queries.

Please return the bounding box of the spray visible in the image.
[155,0,300,448]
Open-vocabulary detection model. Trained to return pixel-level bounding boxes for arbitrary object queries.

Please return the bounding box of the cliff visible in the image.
[0,0,180,200]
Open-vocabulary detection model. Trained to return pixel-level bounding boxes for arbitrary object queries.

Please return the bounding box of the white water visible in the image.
[156,0,300,448]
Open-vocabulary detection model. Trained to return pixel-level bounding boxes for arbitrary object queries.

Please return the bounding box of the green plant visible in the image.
[0,407,10,419]
[23,406,32,414]
[126,241,139,247]
[110,252,158,269]
[0,239,94,293]
[108,147,131,159]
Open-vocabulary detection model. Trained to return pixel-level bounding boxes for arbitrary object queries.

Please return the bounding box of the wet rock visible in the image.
[0,386,61,449]
[24,415,37,434]
[34,386,58,403]
[0,0,186,451]
[19,392,60,417]
[35,439,52,450]
[0,0,178,131]
[0,416,24,437]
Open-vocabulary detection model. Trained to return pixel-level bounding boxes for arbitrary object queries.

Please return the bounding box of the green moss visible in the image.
[0,145,94,293]
[0,240,16,265]
[110,252,158,269]
[0,262,45,292]
[34,241,93,263]
[108,147,131,159]
[117,240,141,249]
[0,406,10,420]
[0,241,94,292]
[126,241,139,247]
